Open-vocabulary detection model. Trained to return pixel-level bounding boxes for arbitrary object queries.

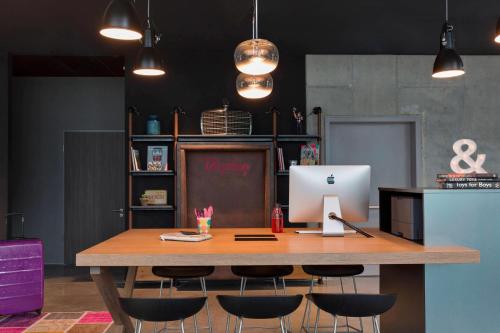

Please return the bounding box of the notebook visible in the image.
[160,232,212,242]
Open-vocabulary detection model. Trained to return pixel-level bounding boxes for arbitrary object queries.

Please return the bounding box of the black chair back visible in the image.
[302,265,364,277]
[217,295,303,319]
[119,297,206,322]
[230,265,294,278]
[306,293,396,317]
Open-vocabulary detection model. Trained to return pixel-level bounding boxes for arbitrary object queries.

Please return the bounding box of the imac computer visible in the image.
[289,165,372,237]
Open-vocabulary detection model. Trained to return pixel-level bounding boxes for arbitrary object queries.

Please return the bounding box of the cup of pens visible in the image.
[195,206,214,235]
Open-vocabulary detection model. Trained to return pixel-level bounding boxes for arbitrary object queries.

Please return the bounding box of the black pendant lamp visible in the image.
[432,0,465,78]
[495,18,500,43]
[100,0,142,41]
[133,0,165,76]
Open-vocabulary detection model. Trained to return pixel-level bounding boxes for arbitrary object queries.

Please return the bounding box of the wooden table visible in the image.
[76,228,479,333]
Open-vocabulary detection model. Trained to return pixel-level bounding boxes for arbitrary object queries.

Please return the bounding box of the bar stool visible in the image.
[231,265,294,330]
[217,295,303,333]
[305,293,397,333]
[301,265,364,333]
[152,266,215,333]
[119,297,207,333]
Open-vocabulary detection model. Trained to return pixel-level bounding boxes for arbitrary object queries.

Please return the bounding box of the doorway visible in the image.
[64,131,126,265]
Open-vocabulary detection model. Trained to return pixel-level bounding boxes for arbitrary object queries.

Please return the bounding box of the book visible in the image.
[130,147,141,171]
[277,147,285,171]
[147,146,168,171]
[160,232,212,242]
[436,173,498,179]
[300,143,320,165]
[437,181,500,189]
[436,177,498,183]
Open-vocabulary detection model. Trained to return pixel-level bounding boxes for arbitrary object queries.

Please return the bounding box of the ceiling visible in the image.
[1,0,499,58]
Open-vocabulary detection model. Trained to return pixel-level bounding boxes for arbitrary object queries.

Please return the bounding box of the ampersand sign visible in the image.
[450,139,487,174]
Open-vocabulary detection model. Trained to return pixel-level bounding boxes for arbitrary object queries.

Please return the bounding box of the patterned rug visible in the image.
[0,312,113,333]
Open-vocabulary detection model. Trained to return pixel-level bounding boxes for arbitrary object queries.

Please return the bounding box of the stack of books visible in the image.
[436,173,500,189]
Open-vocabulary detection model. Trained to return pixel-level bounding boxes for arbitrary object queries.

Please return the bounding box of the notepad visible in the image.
[160,233,212,242]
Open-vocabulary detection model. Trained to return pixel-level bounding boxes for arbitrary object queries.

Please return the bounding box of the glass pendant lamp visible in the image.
[133,0,165,76]
[236,72,273,99]
[234,0,279,75]
[100,0,142,41]
[495,18,500,43]
[432,0,465,78]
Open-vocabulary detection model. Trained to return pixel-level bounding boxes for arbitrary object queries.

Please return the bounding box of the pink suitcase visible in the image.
[0,239,44,315]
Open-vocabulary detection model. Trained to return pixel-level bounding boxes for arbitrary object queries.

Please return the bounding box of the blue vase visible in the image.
[146,115,161,135]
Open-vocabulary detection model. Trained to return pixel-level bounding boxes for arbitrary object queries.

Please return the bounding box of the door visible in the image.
[64,131,126,265]
[325,116,422,227]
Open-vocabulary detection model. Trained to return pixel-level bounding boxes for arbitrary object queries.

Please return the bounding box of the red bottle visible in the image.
[272,204,284,233]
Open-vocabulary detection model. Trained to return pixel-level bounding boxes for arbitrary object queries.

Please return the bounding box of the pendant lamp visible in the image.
[236,72,273,99]
[432,0,465,78]
[495,18,500,43]
[100,0,142,41]
[234,0,279,75]
[133,0,165,76]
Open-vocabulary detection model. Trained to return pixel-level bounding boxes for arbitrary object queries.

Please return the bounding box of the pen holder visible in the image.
[197,217,211,235]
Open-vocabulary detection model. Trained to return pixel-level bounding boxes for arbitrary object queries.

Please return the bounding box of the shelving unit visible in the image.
[127,107,322,229]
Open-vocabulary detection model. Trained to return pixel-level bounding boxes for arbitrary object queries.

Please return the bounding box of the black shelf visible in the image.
[276,135,320,142]
[178,135,274,142]
[130,170,175,176]
[130,205,175,211]
[130,135,175,142]
[276,171,289,176]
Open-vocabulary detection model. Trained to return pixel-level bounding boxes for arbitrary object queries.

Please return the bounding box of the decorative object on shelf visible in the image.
[147,146,168,171]
[234,0,279,75]
[292,107,304,135]
[450,139,487,174]
[130,147,141,171]
[140,189,167,206]
[300,143,320,165]
[436,172,499,189]
[236,72,273,99]
[133,0,166,76]
[276,147,285,171]
[432,0,465,78]
[496,18,500,43]
[146,114,161,135]
[99,0,142,41]
[201,100,252,135]
[289,160,298,167]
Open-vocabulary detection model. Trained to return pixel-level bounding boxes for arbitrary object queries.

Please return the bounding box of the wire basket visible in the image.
[201,104,252,135]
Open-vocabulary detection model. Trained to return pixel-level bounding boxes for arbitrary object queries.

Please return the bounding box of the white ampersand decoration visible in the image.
[450,139,487,174]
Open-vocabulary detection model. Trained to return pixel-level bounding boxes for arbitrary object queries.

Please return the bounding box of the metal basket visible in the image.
[201,103,252,135]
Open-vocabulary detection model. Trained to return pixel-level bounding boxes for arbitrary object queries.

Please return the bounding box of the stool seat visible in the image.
[302,265,364,277]
[217,295,303,319]
[152,266,215,279]
[119,297,206,322]
[231,265,293,278]
[306,293,397,318]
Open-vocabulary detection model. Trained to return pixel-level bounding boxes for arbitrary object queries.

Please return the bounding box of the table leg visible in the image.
[122,266,137,297]
[90,266,135,333]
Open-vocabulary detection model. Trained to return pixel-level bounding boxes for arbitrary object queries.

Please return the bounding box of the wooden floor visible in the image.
[45,269,380,333]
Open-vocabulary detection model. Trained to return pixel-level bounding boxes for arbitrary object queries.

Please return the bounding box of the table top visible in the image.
[75,228,480,267]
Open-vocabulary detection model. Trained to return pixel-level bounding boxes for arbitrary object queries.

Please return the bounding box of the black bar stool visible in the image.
[301,265,364,333]
[231,265,294,330]
[119,297,207,333]
[305,293,397,333]
[152,266,215,333]
[217,295,303,333]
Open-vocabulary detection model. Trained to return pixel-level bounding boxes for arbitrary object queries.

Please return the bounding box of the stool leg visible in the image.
[225,314,232,333]
[300,276,315,333]
[237,317,243,333]
[154,280,166,333]
[200,277,213,333]
[273,278,278,296]
[180,320,185,333]
[373,317,380,333]
[371,317,376,333]
[352,277,363,333]
[280,317,286,333]
[233,278,247,333]
[313,307,320,333]
[339,278,350,333]
[194,314,199,333]
[135,319,141,333]
[282,277,292,332]
[333,316,338,333]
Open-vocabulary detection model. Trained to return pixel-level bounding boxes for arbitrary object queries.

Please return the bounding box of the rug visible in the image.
[0,312,113,333]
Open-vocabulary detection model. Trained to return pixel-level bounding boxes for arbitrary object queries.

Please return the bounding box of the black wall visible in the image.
[0,53,9,239]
